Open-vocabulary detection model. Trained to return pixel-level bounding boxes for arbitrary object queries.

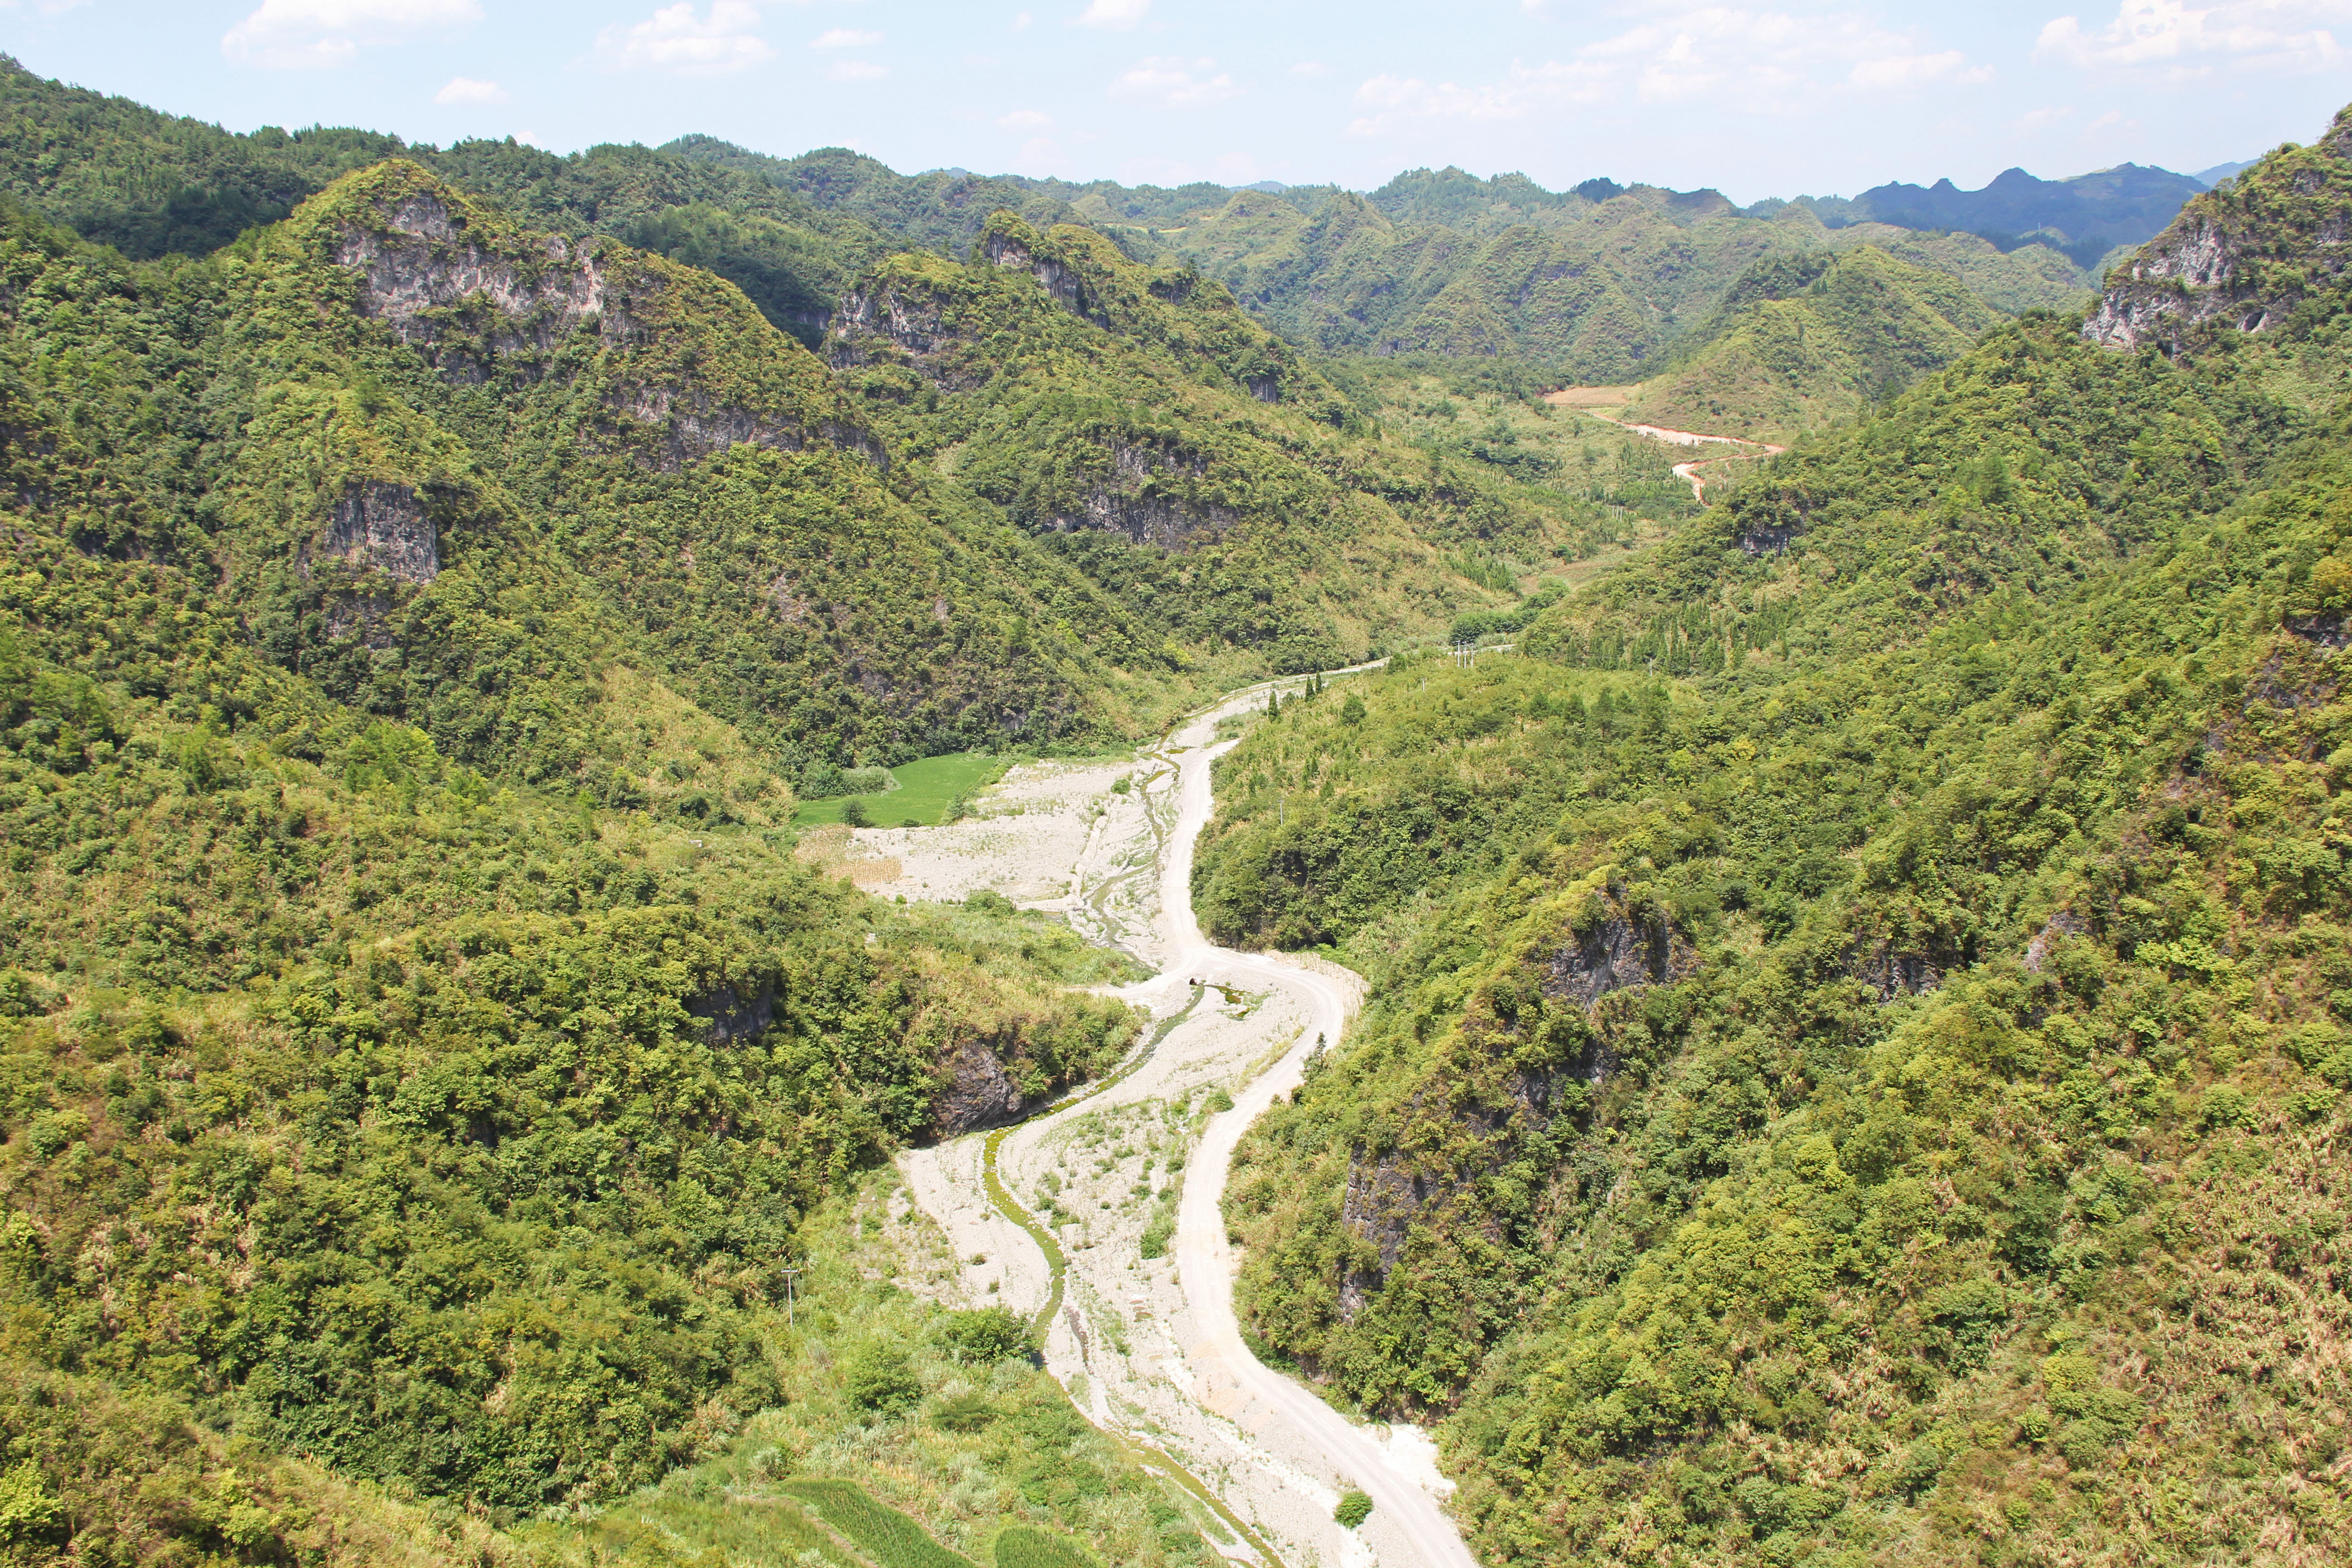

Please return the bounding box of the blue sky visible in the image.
[4,0,2348,200]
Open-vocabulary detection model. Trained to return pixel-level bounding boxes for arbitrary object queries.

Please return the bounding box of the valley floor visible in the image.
[881,682,1474,1568]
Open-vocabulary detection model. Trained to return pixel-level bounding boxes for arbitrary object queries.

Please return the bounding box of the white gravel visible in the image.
[895,673,1475,1568]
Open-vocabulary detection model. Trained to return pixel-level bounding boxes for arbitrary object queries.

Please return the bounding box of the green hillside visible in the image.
[1199,109,2352,1566]
[0,53,2089,416]
[1621,245,2004,439]
[0,170,1249,1562]
[0,42,2330,1568]
[1139,183,2087,385]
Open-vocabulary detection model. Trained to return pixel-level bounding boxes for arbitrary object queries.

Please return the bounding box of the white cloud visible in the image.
[593,0,774,75]
[1354,9,1990,129]
[1289,59,1329,76]
[1849,49,1994,89]
[997,108,1054,130]
[1076,0,1147,28]
[1348,60,1608,134]
[222,0,479,69]
[1111,55,1240,107]
[810,26,881,48]
[1012,10,1033,27]
[2037,0,2349,78]
[2015,104,2078,128]
[434,74,506,103]
[829,59,888,80]
[0,0,93,15]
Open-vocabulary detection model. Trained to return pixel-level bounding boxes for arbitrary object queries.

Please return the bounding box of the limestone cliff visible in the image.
[305,162,879,475]
[2084,105,2352,354]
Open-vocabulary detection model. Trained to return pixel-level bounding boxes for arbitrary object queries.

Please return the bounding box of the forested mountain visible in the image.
[0,43,2329,1568]
[1198,102,2352,1565]
[1619,246,2002,439]
[0,70,1618,1567]
[0,55,2141,401]
[1127,182,2087,384]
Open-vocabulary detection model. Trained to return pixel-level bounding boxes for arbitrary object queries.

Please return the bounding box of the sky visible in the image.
[2,0,2348,201]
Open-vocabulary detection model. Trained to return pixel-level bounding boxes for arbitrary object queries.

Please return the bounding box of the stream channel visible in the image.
[896,672,1480,1568]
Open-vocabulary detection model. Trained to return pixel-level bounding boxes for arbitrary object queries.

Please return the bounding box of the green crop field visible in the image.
[776,1480,975,1568]
[993,1524,1099,1568]
[794,753,1014,828]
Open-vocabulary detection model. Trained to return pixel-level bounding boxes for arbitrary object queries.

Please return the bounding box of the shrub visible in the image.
[844,1347,922,1414]
[1334,1491,1372,1528]
[840,797,872,828]
[937,1307,1034,1365]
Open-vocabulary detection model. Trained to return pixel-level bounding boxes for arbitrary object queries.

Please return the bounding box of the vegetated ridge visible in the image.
[1197,102,2352,1566]
[1619,245,2003,440]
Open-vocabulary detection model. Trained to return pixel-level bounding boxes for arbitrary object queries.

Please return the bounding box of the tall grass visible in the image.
[778,1480,976,1568]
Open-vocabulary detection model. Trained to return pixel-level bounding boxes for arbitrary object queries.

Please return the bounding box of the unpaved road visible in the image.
[1540,388,1786,502]
[895,676,1478,1568]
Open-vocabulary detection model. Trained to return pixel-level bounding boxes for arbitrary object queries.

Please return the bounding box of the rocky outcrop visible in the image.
[1851,944,1942,1000]
[1336,1061,1568,1317]
[332,180,879,472]
[688,979,776,1044]
[931,1038,1024,1136]
[334,195,615,369]
[1544,910,1695,1010]
[305,480,437,584]
[2084,107,2352,354]
[1333,905,1692,1318]
[2022,911,2088,974]
[1038,440,1235,549]
[829,281,951,360]
[983,225,1104,326]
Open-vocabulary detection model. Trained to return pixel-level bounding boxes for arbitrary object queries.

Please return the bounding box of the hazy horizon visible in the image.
[1,0,2340,206]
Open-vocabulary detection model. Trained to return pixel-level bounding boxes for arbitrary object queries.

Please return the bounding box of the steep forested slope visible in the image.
[0,167,1256,1562]
[1621,246,2003,438]
[0,55,2097,402]
[1143,185,2087,383]
[1200,109,2352,1567]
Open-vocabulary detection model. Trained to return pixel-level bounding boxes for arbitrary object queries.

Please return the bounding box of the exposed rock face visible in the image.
[829,282,954,363]
[608,384,804,468]
[983,225,1106,327]
[931,1038,1024,1136]
[688,979,776,1044]
[308,480,437,584]
[1038,440,1234,549]
[1336,1062,1567,1318]
[2023,911,2089,974]
[335,196,614,366]
[333,185,878,473]
[1336,908,1690,1318]
[1543,911,1695,1010]
[2084,108,2352,354]
[1851,945,1942,1000]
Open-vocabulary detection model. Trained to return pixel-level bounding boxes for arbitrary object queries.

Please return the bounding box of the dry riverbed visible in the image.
[848,692,1472,1568]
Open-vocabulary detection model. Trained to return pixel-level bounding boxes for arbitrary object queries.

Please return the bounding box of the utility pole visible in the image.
[779,1267,801,1328]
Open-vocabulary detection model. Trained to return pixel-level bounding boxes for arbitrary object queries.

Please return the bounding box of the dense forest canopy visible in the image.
[1202,103,2352,1567]
[0,44,2337,1568]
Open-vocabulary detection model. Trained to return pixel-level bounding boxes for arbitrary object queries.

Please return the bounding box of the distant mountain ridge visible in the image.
[1797,162,2215,270]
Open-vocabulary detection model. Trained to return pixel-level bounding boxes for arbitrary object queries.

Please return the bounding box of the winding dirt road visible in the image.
[1542,388,1786,503]
[897,676,1478,1568]
[1159,701,1483,1568]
